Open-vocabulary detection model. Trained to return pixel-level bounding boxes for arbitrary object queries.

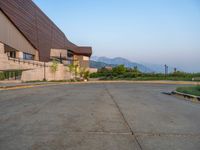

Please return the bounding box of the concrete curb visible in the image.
[0,82,93,90]
[0,83,56,90]
[0,80,199,91]
[172,91,200,103]
[86,80,199,85]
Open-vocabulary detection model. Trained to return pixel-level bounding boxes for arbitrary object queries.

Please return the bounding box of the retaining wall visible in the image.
[0,42,71,81]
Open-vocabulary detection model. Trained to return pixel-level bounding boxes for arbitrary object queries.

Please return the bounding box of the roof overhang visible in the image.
[73,46,92,57]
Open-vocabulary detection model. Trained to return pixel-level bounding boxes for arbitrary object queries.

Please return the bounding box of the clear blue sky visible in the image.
[34,0,200,72]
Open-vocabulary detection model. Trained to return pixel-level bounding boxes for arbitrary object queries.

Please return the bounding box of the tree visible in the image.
[68,64,76,79]
[112,65,126,75]
[133,66,138,72]
[80,68,90,81]
[50,59,58,80]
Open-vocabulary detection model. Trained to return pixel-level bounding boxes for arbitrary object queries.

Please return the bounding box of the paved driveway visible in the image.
[0,83,200,150]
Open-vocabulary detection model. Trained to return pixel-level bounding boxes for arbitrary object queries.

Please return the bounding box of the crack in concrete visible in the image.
[104,84,143,150]
[87,131,132,135]
[87,131,200,138]
[10,130,200,138]
[135,132,200,138]
[86,131,200,138]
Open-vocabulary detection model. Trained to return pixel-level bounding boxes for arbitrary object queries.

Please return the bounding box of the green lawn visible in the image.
[176,86,200,96]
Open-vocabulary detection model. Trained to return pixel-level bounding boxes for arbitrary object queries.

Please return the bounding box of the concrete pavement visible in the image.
[0,83,200,150]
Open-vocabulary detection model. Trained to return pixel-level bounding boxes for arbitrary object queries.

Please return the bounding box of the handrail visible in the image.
[7,56,75,67]
[7,57,50,67]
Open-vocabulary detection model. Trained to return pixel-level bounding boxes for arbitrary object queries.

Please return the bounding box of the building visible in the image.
[0,0,92,81]
[0,0,92,68]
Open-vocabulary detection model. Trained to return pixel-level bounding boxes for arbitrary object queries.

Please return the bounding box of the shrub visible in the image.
[0,70,22,80]
[0,72,5,80]
[79,68,90,80]
[83,70,90,80]
[50,59,59,80]
[112,65,126,75]
[50,59,59,73]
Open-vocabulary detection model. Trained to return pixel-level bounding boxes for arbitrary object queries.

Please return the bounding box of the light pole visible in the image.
[164,64,168,79]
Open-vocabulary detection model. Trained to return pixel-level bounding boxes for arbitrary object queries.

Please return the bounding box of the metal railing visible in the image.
[7,56,50,67]
[8,56,79,67]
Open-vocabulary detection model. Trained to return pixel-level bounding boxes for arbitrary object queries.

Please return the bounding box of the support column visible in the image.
[17,51,23,59]
[0,42,4,54]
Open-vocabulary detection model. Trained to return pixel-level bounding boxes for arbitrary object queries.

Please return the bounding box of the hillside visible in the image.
[90,60,117,69]
[91,56,152,73]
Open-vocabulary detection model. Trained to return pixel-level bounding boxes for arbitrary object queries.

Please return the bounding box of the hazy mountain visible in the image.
[90,60,117,69]
[91,56,153,73]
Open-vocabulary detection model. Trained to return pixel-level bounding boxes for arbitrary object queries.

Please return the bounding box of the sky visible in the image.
[34,0,200,72]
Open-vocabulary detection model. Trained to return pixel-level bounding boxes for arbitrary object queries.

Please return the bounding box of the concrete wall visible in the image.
[0,42,71,81]
[0,10,36,56]
[0,42,43,71]
[21,64,71,82]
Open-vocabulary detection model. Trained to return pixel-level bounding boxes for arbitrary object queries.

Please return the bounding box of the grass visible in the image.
[99,76,197,81]
[176,86,200,97]
[24,80,47,83]
[24,79,81,83]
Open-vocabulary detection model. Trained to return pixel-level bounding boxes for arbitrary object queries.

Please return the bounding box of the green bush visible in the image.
[0,72,5,80]
[79,68,90,80]
[112,65,126,75]
[0,70,22,80]
[89,65,200,81]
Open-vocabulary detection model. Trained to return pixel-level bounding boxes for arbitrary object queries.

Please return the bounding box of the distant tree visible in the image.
[112,65,126,75]
[134,66,138,72]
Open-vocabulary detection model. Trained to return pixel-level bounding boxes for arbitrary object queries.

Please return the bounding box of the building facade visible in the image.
[0,0,92,71]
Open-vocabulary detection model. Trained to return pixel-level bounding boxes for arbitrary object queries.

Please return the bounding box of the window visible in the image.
[9,51,16,58]
[4,44,17,58]
[67,50,74,58]
[23,53,34,60]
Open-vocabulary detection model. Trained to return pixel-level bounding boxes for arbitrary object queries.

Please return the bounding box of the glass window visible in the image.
[67,50,73,58]
[23,53,34,60]
[9,51,16,58]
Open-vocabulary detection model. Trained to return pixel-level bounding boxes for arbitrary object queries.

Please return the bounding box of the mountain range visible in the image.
[90,56,175,73]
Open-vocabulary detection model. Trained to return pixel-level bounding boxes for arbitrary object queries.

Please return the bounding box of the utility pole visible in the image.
[164,64,168,78]
[166,65,168,75]
[174,68,177,73]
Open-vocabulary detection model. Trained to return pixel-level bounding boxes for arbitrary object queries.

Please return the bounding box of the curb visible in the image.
[0,80,199,91]
[172,91,200,102]
[0,81,94,90]
[0,82,68,90]
[0,83,51,90]
[87,80,199,85]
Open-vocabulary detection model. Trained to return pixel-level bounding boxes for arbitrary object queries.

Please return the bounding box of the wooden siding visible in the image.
[50,49,67,59]
[0,10,36,55]
[0,0,92,61]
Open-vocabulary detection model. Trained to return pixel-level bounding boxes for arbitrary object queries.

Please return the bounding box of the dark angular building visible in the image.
[0,0,92,68]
